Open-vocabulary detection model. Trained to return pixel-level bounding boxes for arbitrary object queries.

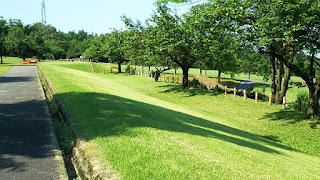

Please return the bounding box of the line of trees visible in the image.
[156,0,320,117]
[0,16,94,63]
[85,1,320,117]
[84,4,270,88]
[2,1,319,117]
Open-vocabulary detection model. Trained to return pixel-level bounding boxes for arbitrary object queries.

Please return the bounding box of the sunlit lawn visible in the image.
[39,61,320,179]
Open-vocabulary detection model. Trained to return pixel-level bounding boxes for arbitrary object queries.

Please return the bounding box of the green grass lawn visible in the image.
[0,57,22,65]
[39,61,320,179]
[0,66,13,76]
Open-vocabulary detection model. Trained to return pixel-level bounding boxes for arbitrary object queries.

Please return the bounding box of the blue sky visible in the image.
[0,0,194,34]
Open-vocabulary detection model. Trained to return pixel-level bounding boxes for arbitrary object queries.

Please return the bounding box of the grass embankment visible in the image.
[39,61,320,179]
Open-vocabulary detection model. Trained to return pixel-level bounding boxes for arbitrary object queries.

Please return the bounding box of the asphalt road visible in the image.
[0,66,62,180]
[237,80,255,90]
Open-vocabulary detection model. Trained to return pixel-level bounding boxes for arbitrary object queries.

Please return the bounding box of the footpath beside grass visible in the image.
[0,66,13,75]
[40,61,320,179]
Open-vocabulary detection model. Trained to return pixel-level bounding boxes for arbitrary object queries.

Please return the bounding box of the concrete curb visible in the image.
[37,66,118,180]
[36,66,69,180]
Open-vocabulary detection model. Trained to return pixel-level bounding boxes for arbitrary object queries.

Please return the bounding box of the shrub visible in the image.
[291,92,309,111]
[151,70,156,77]
[125,64,133,73]
[189,78,201,88]
[246,86,254,92]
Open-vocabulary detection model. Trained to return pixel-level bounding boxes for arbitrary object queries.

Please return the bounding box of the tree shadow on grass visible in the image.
[55,92,299,155]
[261,108,307,124]
[157,84,221,97]
[254,82,270,90]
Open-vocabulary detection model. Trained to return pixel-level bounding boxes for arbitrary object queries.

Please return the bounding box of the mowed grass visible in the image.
[0,57,22,65]
[97,62,307,102]
[0,66,13,76]
[39,61,320,179]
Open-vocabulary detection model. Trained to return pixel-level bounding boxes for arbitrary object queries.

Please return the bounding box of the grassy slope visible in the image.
[40,61,320,179]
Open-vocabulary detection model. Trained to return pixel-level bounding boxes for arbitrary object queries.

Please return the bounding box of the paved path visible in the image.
[0,66,63,180]
[237,80,255,90]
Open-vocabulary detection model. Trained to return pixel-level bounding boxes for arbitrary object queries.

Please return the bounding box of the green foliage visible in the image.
[246,86,254,92]
[291,92,309,112]
[0,16,93,60]
[125,64,133,73]
[55,120,74,155]
[189,78,201,88]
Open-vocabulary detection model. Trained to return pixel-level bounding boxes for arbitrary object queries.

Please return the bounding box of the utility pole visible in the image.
[41,0,47,26]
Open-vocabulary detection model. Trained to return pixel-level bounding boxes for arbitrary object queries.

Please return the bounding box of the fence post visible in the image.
[225,86,228,95]
[111,68,113,73]
[234,88,236,97]
[244,90,247,100]
[167,76,169,82]
[130,69,132,74]
[283,96,286,108]
[172,77,175,83]
[177,77,179,84]
[163,75,165,81]
[269,94,272,105]
[103,69,105,74]
[255,92,258,102]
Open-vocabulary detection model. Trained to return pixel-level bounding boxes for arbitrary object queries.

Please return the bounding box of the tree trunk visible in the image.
[141,65,144,74]
[182,67,189,88]
[148,66,151,73]
[279,65,290,101]
[205,70,207,75]
[118,61,122,73]
[200,68,202,76]
[154,70,161,82]
[270,55,276,103]
[307,86,319,118]
[217,70,221,84]
[248,72,251,79]
[0,55,2,64]
[275,60,283,104]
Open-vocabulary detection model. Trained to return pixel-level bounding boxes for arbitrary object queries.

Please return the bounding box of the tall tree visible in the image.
[0,17,8,64]
[149,4,203,87]
[5,25,29,59]
[102,30,129,73]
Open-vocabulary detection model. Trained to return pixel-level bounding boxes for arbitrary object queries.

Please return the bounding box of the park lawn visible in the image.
[40,61,320,179]
[0,66,13,76]
[0,57,22,65]
[98,62,306,102]
[94,62,241,88]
